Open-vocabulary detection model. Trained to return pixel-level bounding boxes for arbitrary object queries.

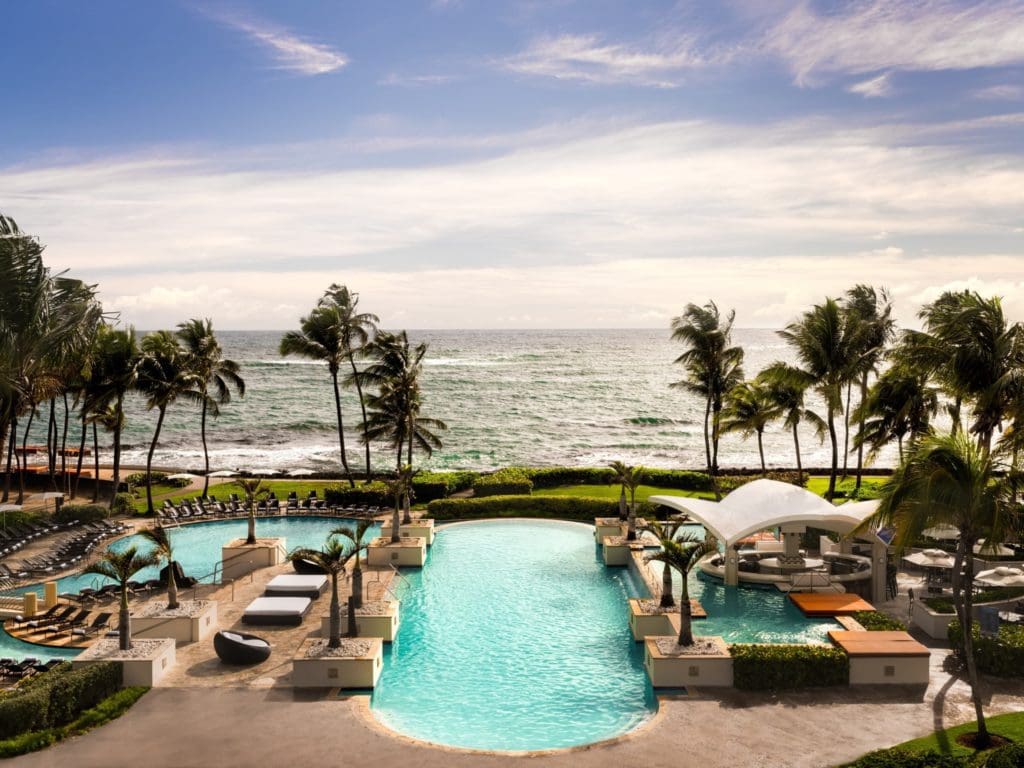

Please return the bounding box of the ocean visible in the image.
[23,329,899,473]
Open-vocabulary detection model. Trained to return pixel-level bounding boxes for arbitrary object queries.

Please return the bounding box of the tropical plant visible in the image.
[862,433,1018,748]
[177,318,245,497]
[853,363,938,462]
[608,461,643,539]
[137,525,178,609]
[721,379,781,475]
[670,301,744,496]
[82,546,160,651]
[645,532,714,645]
[90,325,140,509]
[384,466,414,543]
[289,537,356,648]
[332,519,375,609]
[645,519,687,608]
[236,477,269,545]
[758,364,825,485]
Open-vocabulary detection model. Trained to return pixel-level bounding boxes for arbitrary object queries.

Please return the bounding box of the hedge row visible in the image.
[842,743,1024,768]
[472,468,534,497]
[521,466,717,491]
[924,587,1024,615]
[0,662,122,740]
[852,611,908,632]
[54,503,108,524]
[324,482,390,507]
[729,644,849,690]
[427,495,658,522]
[948,620,1024,678]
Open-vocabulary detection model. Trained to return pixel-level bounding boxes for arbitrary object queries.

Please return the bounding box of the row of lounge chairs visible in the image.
[6,520,128,579]
[0,518,78,559]
[60,578,164,606]
[10,603,113,638]
[0,657,63,680]
[158,492,382,522]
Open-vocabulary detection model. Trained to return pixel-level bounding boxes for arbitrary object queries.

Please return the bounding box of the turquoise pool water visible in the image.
[370,520,657,752]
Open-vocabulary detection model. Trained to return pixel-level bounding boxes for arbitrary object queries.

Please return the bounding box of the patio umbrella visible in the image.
[249,469,278,476]
[974,566,1024,588]
[903,549,956,569]
[166,473,196,481]
[973,540,1015,557]
[207,470,239,478]
[287,468,315,477]
[923,525,960,541]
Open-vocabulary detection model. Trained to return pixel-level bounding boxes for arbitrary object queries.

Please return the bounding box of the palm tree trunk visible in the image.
[166,561,178,610]
[347,594,357,639]
[0,415,6,502]
[73,413,87,499]
[407,413,413,468]
[145,406,166,515]
[92,422,100,503]
[953,539,989,746]
[19,403,36,503]
[757,430,766,475]
[2,416,14,502]
[391,497,401,544]
[200,396,210,497]
[395,442,402,472]
[826,405,838,502]
[842,381,851,478]
[331,371,354,488]
[618,487,627,521]
[60,393,70,495]
[348,354,372,482]
[678,581,694,646]
[402,490,411,525]
[702,395,712,477]
[47,397,57,489]
[246,507,256,545]
[711,401,722,475]
[351,555,363,609]
[854,374,868,490]
[626,490,637,540]
[660,563,674,608]
[119,588,131,651]
[792,421,803,486]
[329,572,341,647]
[951,396,962,436]
[111,393,123,509]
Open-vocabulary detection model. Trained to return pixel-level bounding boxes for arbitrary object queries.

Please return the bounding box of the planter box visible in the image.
[73,637,176,687]
[594,517,625,543]
[910,600,954,639]
[628,599,675,641]
[292,637,383,689]
[132,600,218,644]
[379,519,435,546]
[221,538,287,581]
[602,536,633,566]
[321,600,399,641]
[644,636,733,688]
[366,537,426,567]
[849,655,930,685]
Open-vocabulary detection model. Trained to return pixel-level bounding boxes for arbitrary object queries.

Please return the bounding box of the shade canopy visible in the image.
[974,566,1024,588]
[649,479,882,548]
[0,504,22,512]
[923,525,960,541]
[249,469,278,476]
[973,540,1015,557]
[287,469,315,477]
[166,473,196,481]
[903,549,956,569]
[207,470,239,478]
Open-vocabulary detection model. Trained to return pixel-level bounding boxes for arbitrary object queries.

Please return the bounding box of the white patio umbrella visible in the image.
[287,468,315,477]
[974,566,1024,588]
[923,525,960,541]
[249,469,278,476]
[207,470,239,478]
[973,540,1015,557]
[166,473,196,481]
[903,549,956,569]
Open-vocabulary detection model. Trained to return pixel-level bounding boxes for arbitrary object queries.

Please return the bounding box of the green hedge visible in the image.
[522,466,716,492]
[925,587,1024,615]
[0,662,122,740]
[853,611,908,632]
[729,644,848,690]
[472,468,534,497]
[428,495,658,522]
[985,743,1024,768]
[323,482,390,507]
[54,503,108,524]
[841,749,967,768]
[948,620,1024,678]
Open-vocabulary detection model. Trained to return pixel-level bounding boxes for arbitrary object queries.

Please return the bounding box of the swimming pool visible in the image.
[370,519,657,752]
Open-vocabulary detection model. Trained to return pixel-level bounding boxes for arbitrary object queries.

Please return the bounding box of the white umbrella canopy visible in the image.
[973,540,1016,557]
[904,549,956,569]
[0,503,23,512]
[207,470,239,478]
[287,469,315,477]
[974,566,1024,588]
[166,473,196,481]
[40,492,65,500]
[923,525,960,541]
[249,469,278,476]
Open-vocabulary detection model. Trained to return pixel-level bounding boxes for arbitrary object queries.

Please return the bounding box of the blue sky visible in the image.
[2,0,1022,329]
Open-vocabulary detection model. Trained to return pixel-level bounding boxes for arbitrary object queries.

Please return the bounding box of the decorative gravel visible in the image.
[303,638,375,658]
[353,600,393,615]
[654,637,727,657]
[80,637,172,660]
[634,599,676,615]
[134,599,211,618]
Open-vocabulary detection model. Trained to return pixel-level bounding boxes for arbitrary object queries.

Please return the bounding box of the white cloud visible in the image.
[764,1,1024,85]
[974,84,1024,101]
[848,72,894,98]
[378,73,458,87]
[206,9,347,75]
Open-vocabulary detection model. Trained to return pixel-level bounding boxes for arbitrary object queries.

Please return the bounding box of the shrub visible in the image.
[125,471,166,486]
[411,474,455,503]
[0,662,121,740]
[109,493,135,516]
[428,495,657,522]
[526,467,616,488]
[54,503,108,524]
[853,611,908,632]
[841,749,966,768]
[717,470,805,493]
[472,468,533,497]
[323,482,390,507]
[948,619,1024,677]
[729,644,848,690]
[985,743,1024,768]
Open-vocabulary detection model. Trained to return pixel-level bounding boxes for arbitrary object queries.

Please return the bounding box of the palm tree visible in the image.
[280,305,355,487]
[83,546,160,651]
[853,363,938,462]
[758,364,825,485]
[289,537,356,648]
[177,319,245,497]
[138,525,179,610]
[91,325,140,508]
[321,286,379,481]
[645,519,686,608]
[720,380,781,475]
[777,298,857,501]
[670,301,744,496]
[138,331,199,515]
[607,461,629,521]
[608,461,643,540]
[862,433,1016,748]
[645,533,715,645]
[332,519,374,609]
[384,468,412,544]
[237,477,269,545]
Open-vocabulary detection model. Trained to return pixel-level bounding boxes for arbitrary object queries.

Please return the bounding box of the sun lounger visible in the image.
[264,574,328,599]
[242,596,312,626]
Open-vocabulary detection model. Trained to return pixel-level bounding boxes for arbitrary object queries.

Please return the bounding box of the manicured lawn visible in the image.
[533,484,715,502]
[895,712,1024,758]
[131,479,340,513]
[805,475,888,500]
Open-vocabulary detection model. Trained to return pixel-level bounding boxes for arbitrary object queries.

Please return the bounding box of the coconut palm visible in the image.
[777,298,858,500]
[862,433,1017,748]
[608,461,643,540]
[645,519,687,608]
[237,477,270,545]
[289,537,356,647]
[138,525,179,610]
[332,519,375,609]
[853,364,938,462]
[177,318,245,497]
[670,301,744,496]
[758,364,825,486]
[83,545,160,651]
[384,467,413,544]
[321,285,379,482]
[645,532,714,646]
[137,331,200,515]
[607,461,629,521]
[721,380,781,475]
[90,325,140,508]
[280,305,356,487]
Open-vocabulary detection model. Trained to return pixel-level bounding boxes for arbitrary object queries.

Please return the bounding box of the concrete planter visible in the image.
[292,636,383,688]
[849,655,930,685]
[221,538,287,581]
[644,636,733,688]
[132,600,218,644]
[602,536,633,566]
[366,536,426,567]
[628,599,675,641]
[73,637,176,687]
[594,517,625,543]
[911,596,1022,640]
[380,519,435,546]
[321,600,399,641]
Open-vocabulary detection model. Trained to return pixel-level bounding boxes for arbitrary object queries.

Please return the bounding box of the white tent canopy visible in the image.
[649,479,881,547]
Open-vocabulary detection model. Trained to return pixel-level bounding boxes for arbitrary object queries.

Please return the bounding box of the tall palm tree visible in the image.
[645,533,714,646]
[91,325,140,508]
[862,434,1016,748]
[720,380,781,475]
[645,519,686,608]
[670,301,744,496]
[280,305,355,487]
[138,331,199,515]
[332,519,374,609]
[384,468,413,544]
[237,477,270,545]
[608,461,643,540]
[83,545,160,651]
[321,285,379,481]
[289,537,355,648]
[177,318,245,497]
[777,298,857,500]
[853,363,938,462]
[138,525,179,610]
[758,364,825,485]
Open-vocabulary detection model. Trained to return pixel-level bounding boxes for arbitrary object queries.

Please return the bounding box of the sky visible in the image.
[2,0,1023,330]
